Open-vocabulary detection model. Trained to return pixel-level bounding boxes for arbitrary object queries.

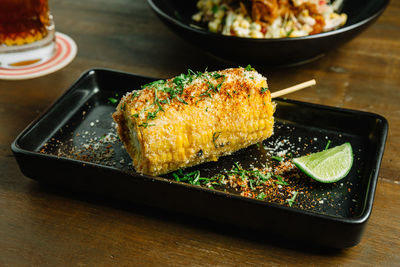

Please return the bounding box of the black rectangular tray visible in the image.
[12,69,388,248]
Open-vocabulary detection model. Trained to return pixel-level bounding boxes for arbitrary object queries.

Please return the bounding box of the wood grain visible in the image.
[1,0,399,265]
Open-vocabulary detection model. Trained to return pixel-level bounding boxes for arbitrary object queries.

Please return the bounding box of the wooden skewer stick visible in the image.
[271,79,316,98]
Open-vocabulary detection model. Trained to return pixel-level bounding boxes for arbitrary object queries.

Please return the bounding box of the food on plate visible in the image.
[171,141,354,208]
[292,142,353,183]
[113,66,275,176]
[192,0,347,38]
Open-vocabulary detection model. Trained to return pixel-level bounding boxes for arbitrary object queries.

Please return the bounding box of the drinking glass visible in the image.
[0,0,56,68]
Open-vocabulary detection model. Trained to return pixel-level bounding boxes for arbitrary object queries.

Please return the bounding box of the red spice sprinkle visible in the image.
[38,117,358,216]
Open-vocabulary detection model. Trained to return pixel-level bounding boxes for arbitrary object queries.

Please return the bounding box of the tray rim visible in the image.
[11,68,389,226]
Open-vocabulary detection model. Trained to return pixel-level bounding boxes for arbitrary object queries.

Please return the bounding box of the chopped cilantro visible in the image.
[257,192,267,200]
[212,132,221,148]
[147,111,158,120]
[131,91,140,99]
[325,140,331,150]
[271,156,284,162]
[245,64,254,71]
[120,103,126,111]
[207,80,216,92]
[188,69,197,76]
[274,175,289,186]
[212,72,225,79]
[176,96,188,104]
[172,172,180,182]
[287,191,298,207]
[254,170,271,182]
[138,122,155,128]
[108,97,118,104]
[212,5,218,14]
[141,79,166,90]
[216,82,223,92]
[173,169,204,186]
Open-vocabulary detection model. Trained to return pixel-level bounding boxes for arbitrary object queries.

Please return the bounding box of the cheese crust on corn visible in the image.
[113,67,275,176]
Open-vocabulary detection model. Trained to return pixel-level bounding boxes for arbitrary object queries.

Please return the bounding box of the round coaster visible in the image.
[0,32,77,80]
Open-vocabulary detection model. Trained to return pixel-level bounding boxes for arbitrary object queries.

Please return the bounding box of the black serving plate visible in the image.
[148,0,389,66]
[12,69,387,248]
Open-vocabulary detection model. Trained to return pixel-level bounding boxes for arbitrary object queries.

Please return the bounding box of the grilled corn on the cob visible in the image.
[113,67,275,176]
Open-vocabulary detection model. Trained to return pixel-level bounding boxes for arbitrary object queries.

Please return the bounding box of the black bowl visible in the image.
[148,0,389,66]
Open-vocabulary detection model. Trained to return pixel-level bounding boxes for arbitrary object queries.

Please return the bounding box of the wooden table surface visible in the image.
[1,0,399,265]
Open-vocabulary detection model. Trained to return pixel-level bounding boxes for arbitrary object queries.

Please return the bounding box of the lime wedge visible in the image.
[292,142,353,183]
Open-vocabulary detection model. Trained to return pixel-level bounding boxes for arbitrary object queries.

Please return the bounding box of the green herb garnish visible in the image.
[138,122,155,128]
[108,97,118,104]
[120,102,126,111]
[212,131,221,148]
[147,111,158,120]
[325,140,331,150]
[261,87,269,93]
[212,5,218,14]
[207,80,216,92]
[212,72,225,79]
[176,96,188,104]
[254,170,271,182]
[257,192,267,200]
[274,175,289,186]
[131,91,140,99]
[141,79,166,90]
[245,64,254,71]
[200,90,212,98]
[287,191,298,207]
[271,156,284,162]
[173,169,210,186]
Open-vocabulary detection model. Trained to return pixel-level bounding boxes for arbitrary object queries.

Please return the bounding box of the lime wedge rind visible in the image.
[292,142,353,183]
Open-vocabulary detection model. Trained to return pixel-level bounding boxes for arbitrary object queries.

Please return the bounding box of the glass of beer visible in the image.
[0,0,56,68]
